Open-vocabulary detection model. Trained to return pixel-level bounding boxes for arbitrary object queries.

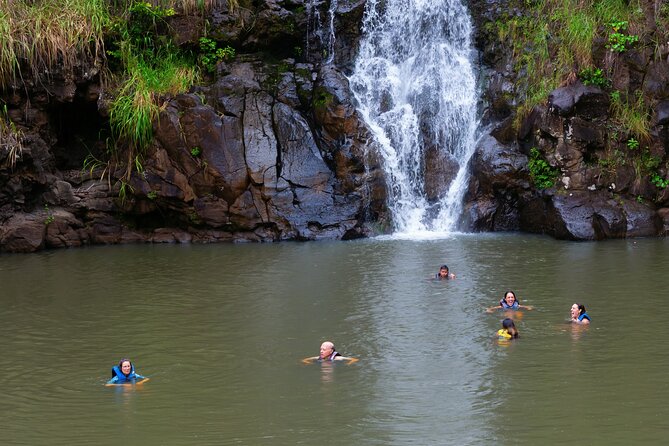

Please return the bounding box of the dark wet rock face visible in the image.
[4,1,669,252]
[466,1,669,240]
[0,2,386,252]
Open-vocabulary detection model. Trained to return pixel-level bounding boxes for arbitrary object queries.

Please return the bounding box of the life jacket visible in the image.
[320,351,342,361]
[497,329,512,340]
[108,363,143,384]
[578,312,591,322]
[500,299,519,309]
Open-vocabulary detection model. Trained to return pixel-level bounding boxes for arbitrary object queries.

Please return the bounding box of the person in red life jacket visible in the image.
[302,341,358,364]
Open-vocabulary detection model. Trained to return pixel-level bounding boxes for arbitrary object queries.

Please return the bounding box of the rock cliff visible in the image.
[0,1,387,252]
[2,0,669,252]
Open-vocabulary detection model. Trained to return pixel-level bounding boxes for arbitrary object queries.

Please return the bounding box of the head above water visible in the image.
[438,265,450,277]
[571,303,586,317]
[118,358,133,376]
[502,318,519,338]
[319,341,335,359]
[502,290,518,305]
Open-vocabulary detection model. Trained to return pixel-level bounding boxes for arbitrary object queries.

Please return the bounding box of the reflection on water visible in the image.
[1,236,669,445]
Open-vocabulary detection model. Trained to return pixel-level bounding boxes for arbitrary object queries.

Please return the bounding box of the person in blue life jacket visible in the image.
[486,290,534,313]
[107,358,148,385]
[435,264,456,280]
[496,318,519,340]
[302,341,358,364]
[570,303,591,324]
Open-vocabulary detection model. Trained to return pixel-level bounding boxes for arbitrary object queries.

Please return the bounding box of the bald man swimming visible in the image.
[302,341,357,363]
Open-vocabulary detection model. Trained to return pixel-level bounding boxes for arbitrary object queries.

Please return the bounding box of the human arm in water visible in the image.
[105,376,149,386]
[486,304,533,313]
[105,360,149,386]
[571,316,590,324]
[301,355,359,364]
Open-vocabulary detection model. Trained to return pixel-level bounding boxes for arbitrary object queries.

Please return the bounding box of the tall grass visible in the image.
[110,49,198,180]
[0,0,110,89]
[0,7,19,88]
[109,0,219,14]
[0,104,23,169]
[610,91,651,141]
[111,52,198,151]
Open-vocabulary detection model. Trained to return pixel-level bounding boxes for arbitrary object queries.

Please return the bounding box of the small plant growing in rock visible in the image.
[313,88,334,109]
[626,138,639,150]
[579,67,609,89]
[190,146,201,157]
[199,38,235,73]
[651,173,669,189]
[607,20,638,52]
[528,147,560,190]
[44,204,54,225]
[147,190,158,200]
[118,181,134,204]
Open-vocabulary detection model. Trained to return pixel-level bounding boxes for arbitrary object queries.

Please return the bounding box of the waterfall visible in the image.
[306,0,339,64]
[349,0,479,236]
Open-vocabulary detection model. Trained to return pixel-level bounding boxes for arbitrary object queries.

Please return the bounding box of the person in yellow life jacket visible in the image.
[496,318,519,340]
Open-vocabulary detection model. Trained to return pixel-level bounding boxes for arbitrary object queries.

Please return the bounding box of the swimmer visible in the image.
[570,303,590,324]
[496,318,519,340]
[302,341,358,364]
[486,290,533,313]
[435,264,456,280]
[106,358,148,385]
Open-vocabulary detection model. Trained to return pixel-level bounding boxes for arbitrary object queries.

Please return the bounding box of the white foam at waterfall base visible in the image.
[349,0,480,238]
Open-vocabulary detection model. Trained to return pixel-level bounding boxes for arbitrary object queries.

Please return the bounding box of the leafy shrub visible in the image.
[606,20,639,52]
[651,174,669,189]
[528,147,560,190]
[199,37,235,73]
[579,67,610,88]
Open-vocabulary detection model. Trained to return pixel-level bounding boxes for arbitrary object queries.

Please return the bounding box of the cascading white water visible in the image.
[306,0,339,64]
[349,0,479,236]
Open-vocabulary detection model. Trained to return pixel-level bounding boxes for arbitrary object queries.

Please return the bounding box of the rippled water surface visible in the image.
[2,235,669,445]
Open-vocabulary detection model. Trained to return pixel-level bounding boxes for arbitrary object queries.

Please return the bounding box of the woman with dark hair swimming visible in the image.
[106,358,148,386]
[486,291,533,313]
[570,303,591,324]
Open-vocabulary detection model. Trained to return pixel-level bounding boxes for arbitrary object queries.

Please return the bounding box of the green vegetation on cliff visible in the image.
[488,0,663,137]
[0,0,109,88]
[0,1,241,187]
[485,0,669,194]
[106,1,200,184]
[0,104,23,170]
